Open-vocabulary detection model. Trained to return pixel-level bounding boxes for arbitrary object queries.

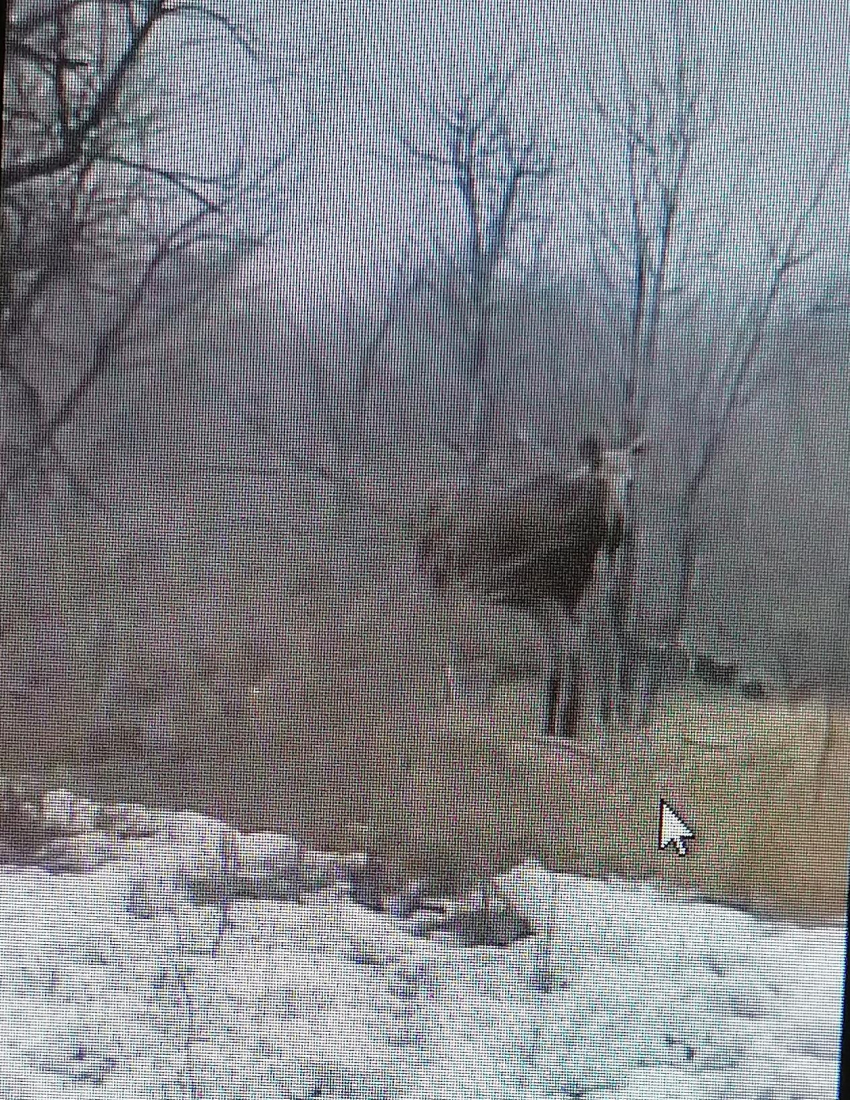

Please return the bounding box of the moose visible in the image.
[414,435,645,741]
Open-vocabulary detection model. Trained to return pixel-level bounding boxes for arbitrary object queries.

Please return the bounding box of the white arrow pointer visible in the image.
[659,800,695,857]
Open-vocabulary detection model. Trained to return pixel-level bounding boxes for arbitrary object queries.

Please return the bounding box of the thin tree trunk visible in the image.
[671,500,698,641]
[466,293,498,479]
[608,526,640,724]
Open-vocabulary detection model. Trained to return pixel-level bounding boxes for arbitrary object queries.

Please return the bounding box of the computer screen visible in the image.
[1,2,847,1097]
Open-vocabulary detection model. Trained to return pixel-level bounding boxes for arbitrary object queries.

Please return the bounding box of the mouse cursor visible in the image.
[659,800,694,857]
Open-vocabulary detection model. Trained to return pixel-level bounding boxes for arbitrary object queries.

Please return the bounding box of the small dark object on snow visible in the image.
[417,900,534,947]
[348,851,386,913]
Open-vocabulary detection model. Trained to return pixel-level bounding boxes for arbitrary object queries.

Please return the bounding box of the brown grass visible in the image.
[1,481,848,926]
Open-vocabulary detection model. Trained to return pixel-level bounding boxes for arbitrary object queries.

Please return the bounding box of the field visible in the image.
[0,479,848,926]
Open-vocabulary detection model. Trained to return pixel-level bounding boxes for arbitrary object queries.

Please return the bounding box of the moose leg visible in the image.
[540,608,590,745]
[556,614,583,740]
[559,652,582,739]
[542,613,569,739]
[545,656,563,739]
[541,622,591,762]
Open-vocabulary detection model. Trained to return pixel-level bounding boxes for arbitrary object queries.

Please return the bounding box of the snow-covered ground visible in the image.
[0,804,845,1100]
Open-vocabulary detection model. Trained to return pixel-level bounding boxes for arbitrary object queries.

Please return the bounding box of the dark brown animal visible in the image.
[415,435,645,740]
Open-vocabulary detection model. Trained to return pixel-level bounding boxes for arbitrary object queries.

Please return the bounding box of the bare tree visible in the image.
[573,1,850,723]
[2,0,259,190]
[295,257,432,491]
[1,0,297,512]
[577,1,729,440]
[399,66,558,481]
[226,249,436,532]
[0,1,306,742]
[670,135,850,638]
[572,0,728,720]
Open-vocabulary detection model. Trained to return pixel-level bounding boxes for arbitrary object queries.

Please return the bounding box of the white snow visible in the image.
[0,813,844,1100]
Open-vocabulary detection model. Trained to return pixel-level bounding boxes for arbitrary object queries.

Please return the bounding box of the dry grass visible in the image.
[1,481,848,926]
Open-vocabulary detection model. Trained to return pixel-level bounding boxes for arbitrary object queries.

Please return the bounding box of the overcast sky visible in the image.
[154,0,850,316]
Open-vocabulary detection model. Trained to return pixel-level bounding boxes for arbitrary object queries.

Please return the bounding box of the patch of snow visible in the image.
[0,806,844,1099]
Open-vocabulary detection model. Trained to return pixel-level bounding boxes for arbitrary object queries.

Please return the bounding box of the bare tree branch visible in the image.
[400,64,559,477]
[3,2,168,189]
[1,0,302,512]
[0,204,214,501]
